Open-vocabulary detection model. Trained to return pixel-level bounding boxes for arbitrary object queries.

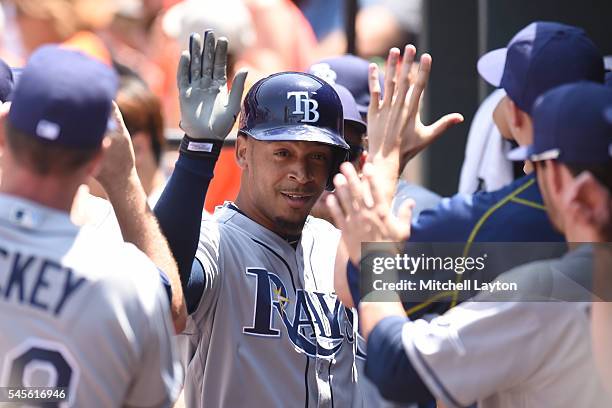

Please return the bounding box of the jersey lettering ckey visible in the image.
[0,194,182,408]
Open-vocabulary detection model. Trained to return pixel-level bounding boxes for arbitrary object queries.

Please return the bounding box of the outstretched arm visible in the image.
[154,30,247,314]
[327,161,434,403]
[331,44,434,308]
[96,102,187,333]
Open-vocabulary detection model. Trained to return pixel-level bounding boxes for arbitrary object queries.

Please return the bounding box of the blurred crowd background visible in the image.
[0,0,609,210]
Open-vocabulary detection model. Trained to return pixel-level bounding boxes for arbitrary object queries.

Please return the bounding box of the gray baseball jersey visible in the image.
[0,194,183,407]
[401,244,612,408]
[179,203,364,407]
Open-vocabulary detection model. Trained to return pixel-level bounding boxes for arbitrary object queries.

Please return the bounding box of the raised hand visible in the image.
[397,56,464,171]
[95,101,137,191]
[177,31,248,141]
[326,162,414,265]
[366,46,463,201]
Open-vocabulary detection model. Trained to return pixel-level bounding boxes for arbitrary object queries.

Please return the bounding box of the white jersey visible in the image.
[180,203,364,407]
[0,194,182,407]
[401,244,611,408]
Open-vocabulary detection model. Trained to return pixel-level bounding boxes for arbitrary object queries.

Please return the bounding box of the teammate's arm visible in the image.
[96,102,187,333]
[124,263,183,408]
[154,31,247,313]
[330,45,426,309]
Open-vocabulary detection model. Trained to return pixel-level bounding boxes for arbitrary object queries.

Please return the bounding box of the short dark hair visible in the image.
[5,122,99,175]
[115,67,165,165]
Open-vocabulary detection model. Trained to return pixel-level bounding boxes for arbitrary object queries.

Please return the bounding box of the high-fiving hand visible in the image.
[326,162,414,265]
[177,31,248,141]
[95,101,136,191]
[366,46,463,202]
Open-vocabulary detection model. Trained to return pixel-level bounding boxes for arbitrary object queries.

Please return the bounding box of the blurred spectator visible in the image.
[12,0,115,64]
[356,0,421,59]
[88,66,168,206]
[244,0,317,70]
[162,0,284,83]
[297,0,346,58]
[101,0,179,123]
[161,0,271,213]
[115,66,167,205]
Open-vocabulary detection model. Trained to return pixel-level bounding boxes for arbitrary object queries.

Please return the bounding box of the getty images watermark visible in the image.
[370,252,518,293]
[358,242,611,303]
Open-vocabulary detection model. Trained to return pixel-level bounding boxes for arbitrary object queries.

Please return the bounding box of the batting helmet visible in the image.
[238,72,349,190]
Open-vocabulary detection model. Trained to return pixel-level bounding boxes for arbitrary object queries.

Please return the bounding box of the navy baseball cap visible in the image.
[309,54,384,115]
[478,22,604,114]
[508,82,612,164]
[332,83,366,134]
[8,45,118,149]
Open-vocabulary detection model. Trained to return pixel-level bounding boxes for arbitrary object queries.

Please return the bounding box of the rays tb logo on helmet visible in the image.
[287,91,319,123]
[239,72,349,190]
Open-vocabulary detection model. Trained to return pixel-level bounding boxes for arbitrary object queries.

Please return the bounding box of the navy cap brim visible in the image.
[507,145,532,161]
[242,125,349,150]
[508,144,562,162]
[477,48,507,87]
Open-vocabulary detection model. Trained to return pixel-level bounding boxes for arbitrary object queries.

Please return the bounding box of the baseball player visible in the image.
[154,30,378,407]
[333,21,606,317]
[327,82,612,407]
[0,46,182,407]
[570,171,612,395]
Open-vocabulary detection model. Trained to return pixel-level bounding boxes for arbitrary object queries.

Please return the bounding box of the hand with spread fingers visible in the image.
[397,57,464,172]
[177,31,248,141]
[326,162,414,265]
[366,45,463,200]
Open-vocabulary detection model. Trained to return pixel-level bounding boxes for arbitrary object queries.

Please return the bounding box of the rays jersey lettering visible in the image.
[243,268,351,357]
[287,91,319,123]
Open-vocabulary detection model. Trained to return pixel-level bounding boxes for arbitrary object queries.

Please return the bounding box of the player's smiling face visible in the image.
[235,136,333,237]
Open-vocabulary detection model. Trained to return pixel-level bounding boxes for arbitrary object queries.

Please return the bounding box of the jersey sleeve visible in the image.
[154,152,218,307]
[124,265,183,408]
[400,296,557,407]
[187,220,223,326]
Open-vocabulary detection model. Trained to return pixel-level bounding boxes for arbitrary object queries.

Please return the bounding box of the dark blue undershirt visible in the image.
[154,151,218,313]
[366,316,434,403]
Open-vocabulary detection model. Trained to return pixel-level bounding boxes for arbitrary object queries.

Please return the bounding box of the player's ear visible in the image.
[508,98,524,130]
[493,97,512,140]
[547,160,565,198]
[235,133,248,169]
